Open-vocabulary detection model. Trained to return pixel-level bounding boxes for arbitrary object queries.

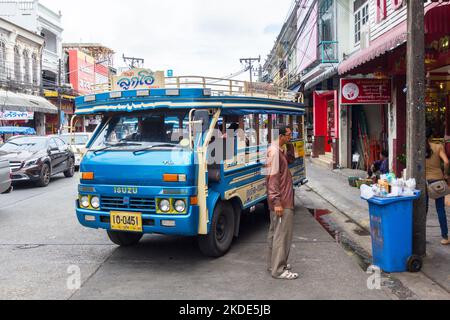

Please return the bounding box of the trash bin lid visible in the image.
[366,192,421,206]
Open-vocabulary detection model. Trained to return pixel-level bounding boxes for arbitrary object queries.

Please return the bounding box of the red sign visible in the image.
[340,78,392,105]
[68,50,96,95]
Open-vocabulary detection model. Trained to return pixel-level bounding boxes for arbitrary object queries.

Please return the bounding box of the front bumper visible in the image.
[11,166,41,182]
[76,205,200,236]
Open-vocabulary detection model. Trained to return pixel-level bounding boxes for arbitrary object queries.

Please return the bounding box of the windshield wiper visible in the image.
[133,144,179,155]
[93,142,143,154]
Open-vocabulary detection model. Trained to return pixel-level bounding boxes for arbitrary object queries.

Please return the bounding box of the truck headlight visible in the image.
[159,199,171,213]
[80,196,90,208]
[90,196,100,209]
[174,200,186,213]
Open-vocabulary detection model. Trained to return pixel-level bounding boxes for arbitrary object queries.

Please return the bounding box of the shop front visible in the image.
[0,89,58,137]
[312,90,339,167]
[340,78,391,172]
[424,4,450,151]
[338,2,450,176]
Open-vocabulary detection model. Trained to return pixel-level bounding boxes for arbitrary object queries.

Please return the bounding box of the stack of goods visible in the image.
[360,173,418,200]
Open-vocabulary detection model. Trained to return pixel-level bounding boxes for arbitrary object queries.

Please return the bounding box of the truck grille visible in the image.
[101,196,156,212]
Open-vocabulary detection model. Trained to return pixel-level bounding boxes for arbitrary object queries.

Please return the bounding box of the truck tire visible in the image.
[36,163,51,187]
[107,231,143,247]
[198,201,235,258]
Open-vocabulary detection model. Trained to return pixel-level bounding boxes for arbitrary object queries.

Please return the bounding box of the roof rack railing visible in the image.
[90,75,301,102]
[165,76,296,101]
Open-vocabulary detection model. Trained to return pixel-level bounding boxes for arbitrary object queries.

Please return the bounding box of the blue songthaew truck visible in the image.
[74,76,306,257]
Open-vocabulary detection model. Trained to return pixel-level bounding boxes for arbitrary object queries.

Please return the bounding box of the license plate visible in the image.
[110,211,143,233]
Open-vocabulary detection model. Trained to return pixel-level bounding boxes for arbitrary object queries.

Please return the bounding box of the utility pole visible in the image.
[123,54,144,69]
[406,0,426,257]
[57,58,62,135]
[240,56,261,84]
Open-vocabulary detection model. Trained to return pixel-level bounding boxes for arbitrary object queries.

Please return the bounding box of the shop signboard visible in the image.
[0,111,34,121]
[340,78,392,105]
[68,50,96,95]
[111,69,165,91]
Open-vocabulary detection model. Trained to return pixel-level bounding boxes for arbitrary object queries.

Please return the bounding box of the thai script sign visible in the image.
[340,78,392,105]
[68,50,96,95]
[244,82,279,96]
[112,69,165,91]
[0,111,34,121]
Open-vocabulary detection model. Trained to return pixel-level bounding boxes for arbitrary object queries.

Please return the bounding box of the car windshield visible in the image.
[90,111,191,151]
[60,134,90,146]
[0,137,47,152]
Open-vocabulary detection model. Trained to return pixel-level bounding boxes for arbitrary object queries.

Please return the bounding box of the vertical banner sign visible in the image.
[68,50,96,95]
[340,78,392,105]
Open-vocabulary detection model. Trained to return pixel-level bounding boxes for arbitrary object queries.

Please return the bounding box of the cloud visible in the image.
[40,0,293,78]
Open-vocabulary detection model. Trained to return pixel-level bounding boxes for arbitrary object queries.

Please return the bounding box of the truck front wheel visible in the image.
[107,231,143,247]
[198,201,235,258]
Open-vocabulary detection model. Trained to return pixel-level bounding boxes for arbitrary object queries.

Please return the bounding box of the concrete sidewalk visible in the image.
[306,160,450,297]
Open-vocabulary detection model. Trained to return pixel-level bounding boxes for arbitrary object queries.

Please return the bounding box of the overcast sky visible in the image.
[40,0,294,80]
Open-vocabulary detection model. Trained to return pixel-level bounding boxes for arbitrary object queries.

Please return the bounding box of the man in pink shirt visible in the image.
[266,126,298,280]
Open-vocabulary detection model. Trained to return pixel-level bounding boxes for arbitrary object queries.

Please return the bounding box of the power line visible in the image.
[240,56,261,83]
[265,0,353,86]
[266,4,319,83]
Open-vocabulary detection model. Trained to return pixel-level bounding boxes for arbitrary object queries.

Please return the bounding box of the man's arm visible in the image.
[267,148,282,213]
[286,143,296,164]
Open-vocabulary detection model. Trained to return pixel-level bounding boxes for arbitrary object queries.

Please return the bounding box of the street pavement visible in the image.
[0,172,391,300]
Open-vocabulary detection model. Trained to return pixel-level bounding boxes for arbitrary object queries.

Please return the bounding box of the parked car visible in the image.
[0,136,75,187]
[0,159,12,194]
[58,133,92,170]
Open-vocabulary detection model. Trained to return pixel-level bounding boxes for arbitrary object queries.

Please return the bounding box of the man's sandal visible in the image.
[275,270,299,280]
[441,239,450,246]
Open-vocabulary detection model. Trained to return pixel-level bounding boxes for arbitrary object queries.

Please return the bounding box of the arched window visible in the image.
[23,50,30,84]
[32,53,39,85]
[0,42,6,81]
[14,46,21,83]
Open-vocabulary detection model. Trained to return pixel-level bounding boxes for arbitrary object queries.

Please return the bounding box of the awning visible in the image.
[0,126,36,135]
[0,90,58,114]
[304,67,337,91]
[425,3,450,39]
[339,23,407,75]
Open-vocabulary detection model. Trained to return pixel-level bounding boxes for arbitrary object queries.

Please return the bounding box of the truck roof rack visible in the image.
[90,75,301,103]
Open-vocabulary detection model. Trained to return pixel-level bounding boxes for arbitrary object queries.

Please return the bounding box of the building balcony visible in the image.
[319,41,339,64]
[42,49,59,73]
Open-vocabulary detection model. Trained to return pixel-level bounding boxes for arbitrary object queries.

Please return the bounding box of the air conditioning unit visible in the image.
[360,23,370,50]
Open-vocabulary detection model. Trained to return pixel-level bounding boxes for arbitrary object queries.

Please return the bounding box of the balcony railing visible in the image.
[319,41,339,64]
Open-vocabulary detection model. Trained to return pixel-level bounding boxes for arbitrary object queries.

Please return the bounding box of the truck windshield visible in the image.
[90,111,190,151]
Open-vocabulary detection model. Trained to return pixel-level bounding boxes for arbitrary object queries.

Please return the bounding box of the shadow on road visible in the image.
[111,205,271,262]
[11,175,71,190]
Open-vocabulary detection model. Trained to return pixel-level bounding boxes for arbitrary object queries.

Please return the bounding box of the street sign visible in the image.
[167,70,173,77]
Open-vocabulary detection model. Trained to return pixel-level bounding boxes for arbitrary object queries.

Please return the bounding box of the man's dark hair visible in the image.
[278,126,290,136]
[381,150,389,158]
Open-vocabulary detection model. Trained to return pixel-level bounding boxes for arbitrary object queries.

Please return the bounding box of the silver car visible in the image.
[0,159,12,194]
[59,133,92,170]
